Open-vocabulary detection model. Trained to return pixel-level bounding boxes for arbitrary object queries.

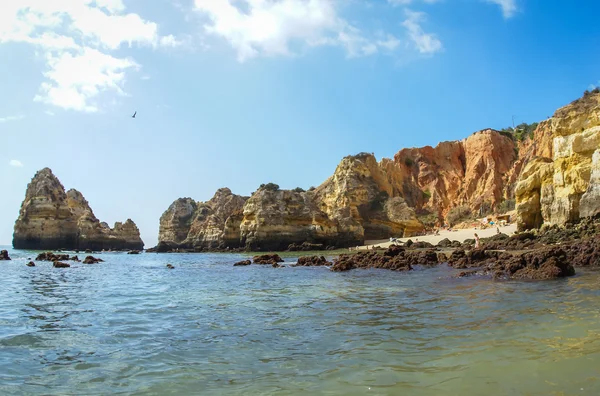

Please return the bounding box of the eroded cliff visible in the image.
[13,168,144,250]
[516,91,600,230]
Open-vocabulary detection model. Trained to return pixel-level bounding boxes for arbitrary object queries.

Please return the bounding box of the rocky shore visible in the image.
[12,168,144,251]
[233,215,600,280]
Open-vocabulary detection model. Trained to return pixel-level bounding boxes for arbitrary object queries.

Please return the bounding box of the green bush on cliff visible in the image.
[259,183,280,191]
[292,187,305,193]
[500,122,539,142]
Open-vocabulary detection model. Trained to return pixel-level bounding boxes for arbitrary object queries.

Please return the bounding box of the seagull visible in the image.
[132,111,137,118]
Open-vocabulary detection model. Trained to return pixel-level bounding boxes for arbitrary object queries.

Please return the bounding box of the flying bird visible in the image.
[132,111,137,118]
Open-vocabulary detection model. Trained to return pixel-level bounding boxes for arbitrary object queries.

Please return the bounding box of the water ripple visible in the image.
[1,249,600,395]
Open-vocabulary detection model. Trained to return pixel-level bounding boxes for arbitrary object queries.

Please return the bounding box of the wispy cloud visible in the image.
[0,115,24,123]
[9,159,23,167]
[485,0,517,18]
[193,0,401,62]
[402,10,442,55]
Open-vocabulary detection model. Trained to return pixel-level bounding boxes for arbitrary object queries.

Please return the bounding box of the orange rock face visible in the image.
[387,129,521,220]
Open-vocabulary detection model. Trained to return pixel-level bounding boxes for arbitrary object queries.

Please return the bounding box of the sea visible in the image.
[1,246,600,395]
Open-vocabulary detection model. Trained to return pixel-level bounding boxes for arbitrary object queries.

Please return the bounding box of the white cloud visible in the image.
[0,1,179,112]
[402,10,442,54]
[34,48,139,112]
[45,110,55,116]
[194,0,400,61]
[0,115,24,123]
[9,160,24,167]
[485,0,517,18]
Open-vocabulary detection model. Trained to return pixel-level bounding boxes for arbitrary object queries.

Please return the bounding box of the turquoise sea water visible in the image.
[1,246,600,395]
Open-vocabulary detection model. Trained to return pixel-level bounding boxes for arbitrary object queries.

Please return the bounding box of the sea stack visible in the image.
[13,168,144,251]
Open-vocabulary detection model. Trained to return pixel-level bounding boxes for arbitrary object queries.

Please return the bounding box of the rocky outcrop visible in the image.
[0,250,10,260]
[13,168,144,251]
[515,91,600,230]
[389,129,520,219]
[515,158,554,230]
[157,188,248,251]
[315,153,423,241]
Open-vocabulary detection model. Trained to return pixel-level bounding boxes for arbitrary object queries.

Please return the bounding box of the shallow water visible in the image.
[1,246,600,395]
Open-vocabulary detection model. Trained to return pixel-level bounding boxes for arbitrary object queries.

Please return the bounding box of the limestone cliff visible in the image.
[13,168,144,250]
[515,91,600,230]
[157,188,248,250]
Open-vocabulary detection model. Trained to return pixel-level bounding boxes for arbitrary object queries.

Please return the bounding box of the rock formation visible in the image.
[160,93,600,251]
[516,91,600,230]
[157,188,247,251]
[157,129,537,251]
[389,129,524,218]
[158,155,424,251]
[13,168,144,251]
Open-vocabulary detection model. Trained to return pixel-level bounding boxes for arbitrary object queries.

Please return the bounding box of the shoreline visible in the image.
[361,223,517,250]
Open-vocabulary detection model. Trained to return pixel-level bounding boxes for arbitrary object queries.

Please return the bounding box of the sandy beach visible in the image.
[362,223,518,250]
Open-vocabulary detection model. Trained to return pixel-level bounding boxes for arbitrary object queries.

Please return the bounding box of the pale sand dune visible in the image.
[361,223,517,250]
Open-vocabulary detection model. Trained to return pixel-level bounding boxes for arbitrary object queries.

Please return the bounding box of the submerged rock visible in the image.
[82,256,103,264]
[26,261,35,267]
[252,254,284,265]
[233,260,251,266]
[294,256,331,267]
[53,261,70,268]
[35,252,78,262]
[0,250,10,261]
[166,264,175,269]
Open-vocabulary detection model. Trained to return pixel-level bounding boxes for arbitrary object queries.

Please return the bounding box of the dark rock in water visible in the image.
[287,242,325,251]
[166,264,175,269]
[85,249,92,254]
[437,238,452,248]
[0,250,11,260]
[26,261,35,267]
[233,260,251,266]
[53,261,70,268]
[128,250,140,255]
[252,254,284,265]
[35,252,78,262]
[83,256,103,264]
[330,246,439,272]
[294,256,331,267]
[447,246,575,280]
[272,263,282,268]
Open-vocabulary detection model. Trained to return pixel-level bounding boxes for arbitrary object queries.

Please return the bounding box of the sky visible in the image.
[1,0,599,247]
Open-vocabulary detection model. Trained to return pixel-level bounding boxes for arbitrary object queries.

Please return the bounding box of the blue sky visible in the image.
[1,0,599,247]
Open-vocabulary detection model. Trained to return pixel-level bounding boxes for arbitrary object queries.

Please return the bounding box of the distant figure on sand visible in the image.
[497,227,500,234]
[474,233,480,248]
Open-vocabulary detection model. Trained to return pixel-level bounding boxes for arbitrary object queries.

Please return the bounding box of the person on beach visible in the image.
[474,233,480,248]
